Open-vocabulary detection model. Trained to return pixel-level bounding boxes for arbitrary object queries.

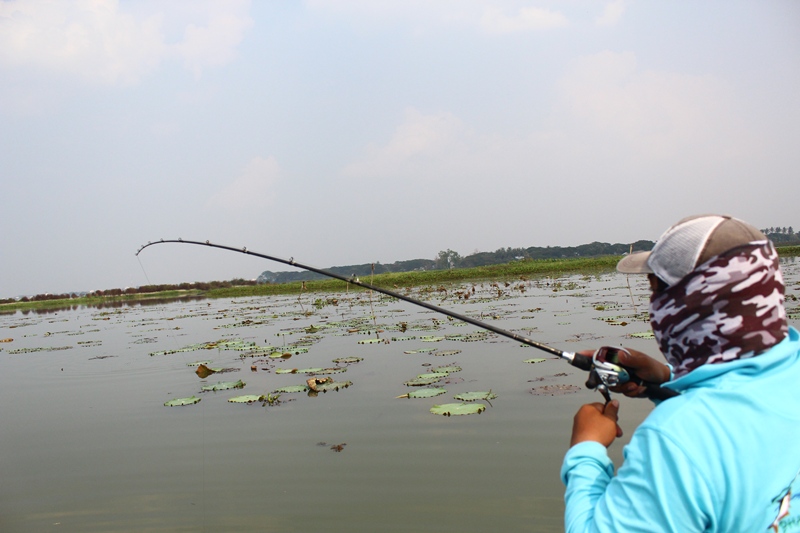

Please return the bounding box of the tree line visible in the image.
[1,279,259,305]
[257,240,656,284]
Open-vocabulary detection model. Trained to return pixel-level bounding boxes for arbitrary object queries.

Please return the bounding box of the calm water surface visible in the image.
[2,264,798,532]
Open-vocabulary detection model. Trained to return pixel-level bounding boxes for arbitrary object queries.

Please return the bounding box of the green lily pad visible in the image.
[332,356,363,364]
[357,338,385,344]
[201,380,245,392]
[404,374,444,387]
[164,396,201,407]
[276,367,346,375]
[430,365,461,374]
[524,358,547,364]
[453,391,497,402]
[403,347,437,354]
[398,387,447,399]
[435,350,462,356]
[273,385,310,393]
[187,361,212,367]
[430,403,486,416]
[228,395,265,403]
[420,336,445,342]
[314,380,352,392]
[628,331,655,339]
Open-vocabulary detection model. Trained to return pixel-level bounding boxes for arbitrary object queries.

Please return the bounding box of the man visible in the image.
[561,214,800,532]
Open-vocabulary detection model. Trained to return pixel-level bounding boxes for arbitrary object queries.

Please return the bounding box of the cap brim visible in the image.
[616,251,653,274]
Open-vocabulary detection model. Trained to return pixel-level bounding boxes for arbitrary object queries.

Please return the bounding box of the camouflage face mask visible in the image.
[649,241,788,379]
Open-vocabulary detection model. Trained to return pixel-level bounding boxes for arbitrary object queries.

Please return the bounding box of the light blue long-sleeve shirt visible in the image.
[561,327,800,532]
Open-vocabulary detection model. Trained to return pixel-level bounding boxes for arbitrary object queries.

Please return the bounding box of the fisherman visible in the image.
[561,214,800,532]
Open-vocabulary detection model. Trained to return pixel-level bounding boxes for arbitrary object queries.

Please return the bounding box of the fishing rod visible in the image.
[136,239,677,401]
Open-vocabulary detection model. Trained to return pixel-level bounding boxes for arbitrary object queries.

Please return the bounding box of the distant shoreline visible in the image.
[4,246,799,313]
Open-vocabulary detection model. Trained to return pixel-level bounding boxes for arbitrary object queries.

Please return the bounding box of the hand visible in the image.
[570,400,622,448]
[613,347,671,398]
[579,347,671,398]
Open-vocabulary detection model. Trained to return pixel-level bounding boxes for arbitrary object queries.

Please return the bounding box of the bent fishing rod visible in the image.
[136,239,677,401]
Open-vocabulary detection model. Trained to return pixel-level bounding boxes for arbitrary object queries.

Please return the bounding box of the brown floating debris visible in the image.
[306,376,333,392]
[195,364,216,379]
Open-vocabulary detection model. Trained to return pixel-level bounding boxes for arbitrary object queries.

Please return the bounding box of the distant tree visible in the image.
[435,249,462,270]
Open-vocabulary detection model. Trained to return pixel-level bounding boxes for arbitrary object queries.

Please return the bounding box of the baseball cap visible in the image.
[616,215,767,286]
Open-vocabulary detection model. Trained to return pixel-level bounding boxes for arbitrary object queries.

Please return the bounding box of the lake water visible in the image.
[2,263,798,532]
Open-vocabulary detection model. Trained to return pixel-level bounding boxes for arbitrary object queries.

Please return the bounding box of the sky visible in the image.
[1,0,799,298]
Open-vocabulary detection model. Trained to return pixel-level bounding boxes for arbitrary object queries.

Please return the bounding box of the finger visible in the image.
[603,399,619,421]
[604,400,623,438]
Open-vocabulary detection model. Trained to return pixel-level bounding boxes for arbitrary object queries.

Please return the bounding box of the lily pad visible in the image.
[332,356,363,364]
[314,380,352,392]
[273,385,310,393]
[404,374,444,387]
[430,365,461,374]
[524,358,547,364]
[357,338,385,345]
[397,387,447,399]
[430,403,486,416]
[228,395,265,403]
[164,396,201,407]
[453,391,497,402]
[435,350,462,356]
[201,380,245,392]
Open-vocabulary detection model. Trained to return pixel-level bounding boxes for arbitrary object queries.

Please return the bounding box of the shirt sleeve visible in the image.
[561,429,716,533]
[560,441,614,532]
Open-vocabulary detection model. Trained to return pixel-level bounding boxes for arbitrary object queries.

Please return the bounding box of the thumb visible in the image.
[603,399,620,421]
[603,400,623,438]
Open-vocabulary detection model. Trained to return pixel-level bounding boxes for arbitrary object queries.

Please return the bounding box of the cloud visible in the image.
[480,6,568,34]
[0,0,252,85]
[305,0,568,34]
[595,0,627,27]
[342,107,471,180]
[556,50,752,160]
[210,156,282,209]
[172,1,253,78]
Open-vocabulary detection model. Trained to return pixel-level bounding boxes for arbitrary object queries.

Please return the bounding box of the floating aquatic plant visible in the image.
[7,346,72,354]
[524,358,547,364]
[357,338,385,345]
[273,385,310,394]
[164,396,201,407]
[404,374,444,387]
[453,391,497,402]
[331,356,363,364]
[228,395,265,403]
[313,380,352,392]
[201,380,245,392]
[430,403,486,416]
[396,387,447,399]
